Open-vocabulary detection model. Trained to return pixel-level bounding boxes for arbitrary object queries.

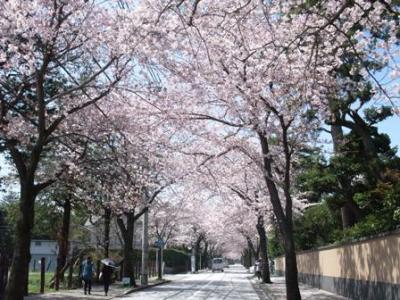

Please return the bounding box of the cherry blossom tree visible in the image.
[126,1,399,298]
[2,1,398,300]
[0,1,143,298]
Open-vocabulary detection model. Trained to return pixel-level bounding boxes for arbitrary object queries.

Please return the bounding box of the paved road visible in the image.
[120,265,263,300]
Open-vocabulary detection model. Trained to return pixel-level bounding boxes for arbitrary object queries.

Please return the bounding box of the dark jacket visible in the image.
[102,265,114,282]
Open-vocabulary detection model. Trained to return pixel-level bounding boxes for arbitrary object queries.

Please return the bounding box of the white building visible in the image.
[29,240,80,272]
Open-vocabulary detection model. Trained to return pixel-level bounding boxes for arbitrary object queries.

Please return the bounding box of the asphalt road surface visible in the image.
[120,264,263,300]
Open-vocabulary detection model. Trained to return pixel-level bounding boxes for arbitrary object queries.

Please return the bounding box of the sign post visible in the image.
[155,239,165,280]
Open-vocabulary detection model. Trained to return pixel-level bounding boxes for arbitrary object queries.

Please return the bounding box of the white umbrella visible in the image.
[101,258,119,268]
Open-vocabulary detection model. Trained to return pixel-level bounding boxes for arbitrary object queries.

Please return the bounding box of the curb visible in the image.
[114,280,171,297]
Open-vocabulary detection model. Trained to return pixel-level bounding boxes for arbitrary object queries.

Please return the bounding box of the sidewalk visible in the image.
[251,276,349,300]
[24,278,169,300]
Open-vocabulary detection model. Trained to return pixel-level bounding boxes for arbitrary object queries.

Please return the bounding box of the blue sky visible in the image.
[380,115,400,151]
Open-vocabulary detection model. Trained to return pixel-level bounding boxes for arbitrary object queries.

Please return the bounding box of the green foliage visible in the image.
[352,171,400,229]
[295,150,336,203]
[0,207,13,256]
[340,215,385,241]
[364,106,393,125]
[293,120,400,250]
[268,228,284,258]
[293,202,341,250]
[163,248,189,272]
[0,193,62,241]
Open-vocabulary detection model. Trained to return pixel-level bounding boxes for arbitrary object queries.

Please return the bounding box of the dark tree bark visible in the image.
[194,236,203,271]
[331,123,363,228]
[256,215,272,283]
[103,207,111,258]
[117,211,136,287]
[258,130,301,300]
[55,197,71,290]
[246,237,259,261]
[242,248,252,268]
[5,181,36,300]
[284,234,300,300]
[203,242,209,269]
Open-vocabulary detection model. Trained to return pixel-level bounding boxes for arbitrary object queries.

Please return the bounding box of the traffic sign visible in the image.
[154,239,165,248]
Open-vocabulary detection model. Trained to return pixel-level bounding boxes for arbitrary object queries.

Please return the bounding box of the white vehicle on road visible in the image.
[212,257,224,272]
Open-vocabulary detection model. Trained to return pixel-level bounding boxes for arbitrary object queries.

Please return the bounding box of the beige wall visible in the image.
[275,230,400,284]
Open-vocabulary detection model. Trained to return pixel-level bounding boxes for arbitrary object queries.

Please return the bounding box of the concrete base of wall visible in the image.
[296,272,400,300]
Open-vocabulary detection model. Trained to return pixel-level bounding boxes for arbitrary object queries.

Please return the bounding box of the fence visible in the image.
[274,229,400,299]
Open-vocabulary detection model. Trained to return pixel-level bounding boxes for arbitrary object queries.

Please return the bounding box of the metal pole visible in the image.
[156,248,159,278]
[160,246,164,279]
[141,208,149,286]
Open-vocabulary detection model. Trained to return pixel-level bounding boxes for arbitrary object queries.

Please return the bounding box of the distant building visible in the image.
[29,240,80,272]
[30,240,58,272]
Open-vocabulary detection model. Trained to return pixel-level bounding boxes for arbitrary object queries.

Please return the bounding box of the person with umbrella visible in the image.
[100,258,118,296]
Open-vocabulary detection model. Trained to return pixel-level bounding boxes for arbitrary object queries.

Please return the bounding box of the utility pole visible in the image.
[141,208,149,286]
[156,247,159,278]
[158,245,164,280]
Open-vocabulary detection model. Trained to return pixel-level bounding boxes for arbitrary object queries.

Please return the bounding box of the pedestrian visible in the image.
[100,264,115,296]
[81,256,94,295]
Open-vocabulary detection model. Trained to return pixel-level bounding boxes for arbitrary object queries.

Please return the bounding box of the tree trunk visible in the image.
[258,132,301,300]
[256,216,272,283]
[104,208,111,258]
[331,123,363,228]
[244,247,252,268]
[284,233,301,300]
[203,242,209,269]
[194,236,202,272]
[5,183,35,300]
[117,212,136,287]
[246,238,259,260]
[55,197,71,290]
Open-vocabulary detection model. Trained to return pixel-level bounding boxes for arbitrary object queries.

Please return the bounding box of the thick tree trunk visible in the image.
[5,183,35,300]
[245,247,252,268]
[55,197,71,289]
[103,208,111,258]
[341,200,362,228]
[194,236,202,272]
[258,132,301,300]
[256,216,272,283]
[341,206,353,229]
[284,233,301,300]
[117,212,136,287]
[331,123,363,228]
